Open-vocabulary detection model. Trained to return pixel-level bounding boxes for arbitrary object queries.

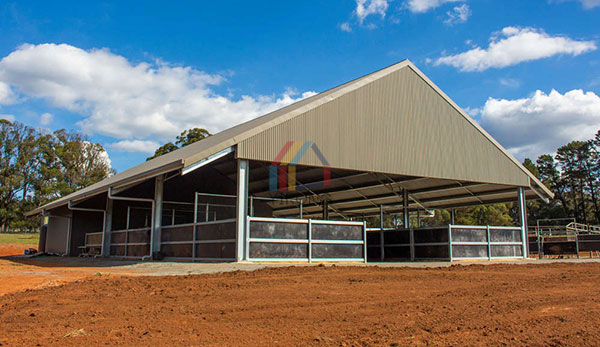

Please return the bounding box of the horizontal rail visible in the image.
[111,227,151,233]
[247,257,365,262]
[84,243,102,247]
[161,218,237,230]
[110,242,150,246]
[248,216,363,226]
[161,239,236,245]
[162,257,236,262]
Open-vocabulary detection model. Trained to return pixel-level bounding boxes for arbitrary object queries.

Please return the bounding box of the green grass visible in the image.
[0,232,40,245]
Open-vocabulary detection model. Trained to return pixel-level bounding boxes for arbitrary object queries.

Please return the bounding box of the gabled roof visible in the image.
[29,60,553,215]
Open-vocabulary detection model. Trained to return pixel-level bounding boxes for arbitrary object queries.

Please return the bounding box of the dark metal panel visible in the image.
[489,228,521,242]
[490,245,522,257]
[196,242,235,258]
[162,225,194,242]
[311,244,363,258]
[249,242,308,258]
[249,221,307,239]
[415,245,449,259]
[414,228,449,243]
[452,245,488,258]
[451,228,487,242]
[311,224,362,240]
[196,222,236,240]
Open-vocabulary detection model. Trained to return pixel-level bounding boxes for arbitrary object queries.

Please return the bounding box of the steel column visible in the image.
[403,189,409,228]
[151,175,165,256]
[379,205,385,261]
[236,159,249,262]
[308,219,312,263]
[517,187,527,259]
[102,198,113,257]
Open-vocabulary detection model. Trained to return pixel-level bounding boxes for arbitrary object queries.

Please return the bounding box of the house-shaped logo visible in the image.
[269,141,331,191]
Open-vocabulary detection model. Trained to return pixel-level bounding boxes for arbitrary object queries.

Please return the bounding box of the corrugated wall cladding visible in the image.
[238,67,529,187]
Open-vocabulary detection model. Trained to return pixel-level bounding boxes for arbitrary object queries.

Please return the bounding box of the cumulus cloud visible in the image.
[0,81,16,105]
[480,89,600,159]
[0,43,316,152]
[111,140,161,154]
[40,112,53,125]
[434,27,597,72]
[355,0,389,24]
[444,4,470,25]
[405,0,463,13]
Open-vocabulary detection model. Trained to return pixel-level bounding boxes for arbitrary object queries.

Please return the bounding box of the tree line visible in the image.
[0,121,211,232]
[0,120,113,232]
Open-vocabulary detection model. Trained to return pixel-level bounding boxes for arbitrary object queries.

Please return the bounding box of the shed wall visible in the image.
[238,67,529,186]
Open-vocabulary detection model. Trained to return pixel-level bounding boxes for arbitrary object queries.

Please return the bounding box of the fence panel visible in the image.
[248,217,366,262]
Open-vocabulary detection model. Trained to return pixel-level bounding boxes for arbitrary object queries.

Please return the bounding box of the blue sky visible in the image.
[0,0,599,172]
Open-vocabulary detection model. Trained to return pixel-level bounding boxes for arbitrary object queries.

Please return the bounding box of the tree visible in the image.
[147,128,212,161]
[38,130,113,201]
[176,128,211,147]
[0,120,40,232]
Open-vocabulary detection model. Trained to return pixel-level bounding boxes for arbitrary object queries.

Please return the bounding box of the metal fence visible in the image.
[367,224,524,262]
[247,217,367,262]
[109,227,151,258]
[80,231,103,255]
[159,192,237,261]
[449,225,523,261]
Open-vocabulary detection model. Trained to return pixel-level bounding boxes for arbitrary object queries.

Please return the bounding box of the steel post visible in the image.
[102,198,113,257]
[517,187,527,259]
[236,159,249,262]
[403,189,409,228]
[151,175,165,256]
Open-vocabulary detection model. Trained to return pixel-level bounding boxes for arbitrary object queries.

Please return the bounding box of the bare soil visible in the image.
[1,262,599,346]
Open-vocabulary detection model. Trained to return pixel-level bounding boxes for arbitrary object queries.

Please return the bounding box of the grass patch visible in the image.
[0,232,40,245]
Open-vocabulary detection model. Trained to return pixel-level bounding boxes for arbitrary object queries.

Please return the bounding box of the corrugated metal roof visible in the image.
[29,60,553,215]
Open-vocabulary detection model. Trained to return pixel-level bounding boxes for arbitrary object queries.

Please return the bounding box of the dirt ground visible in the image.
[1,261,599,346]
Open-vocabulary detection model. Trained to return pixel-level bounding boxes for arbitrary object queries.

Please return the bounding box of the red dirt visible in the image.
[1,263,599,346]
[0,243,37,257]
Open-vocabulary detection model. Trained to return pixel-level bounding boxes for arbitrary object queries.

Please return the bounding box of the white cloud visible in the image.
[480,89,600,159]
[580,0,600,8]
[559,0,600,9]
[444,4,470,25]
[111,140,161,154]
[434,27,596,72]
[340,22,352,32]
[0,81,16,105]
[355,0,389,24]
[405,0,463,13]
[0,114,15,122]
[0,43,316,150]
[462,106,480,117]
[499,78,521,88]
[40,112,53,125]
